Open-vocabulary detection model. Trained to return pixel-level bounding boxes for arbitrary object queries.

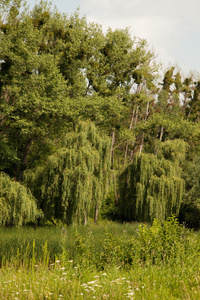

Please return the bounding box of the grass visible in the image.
[0,218,200,299]
[1,262,200,299]
[0,220,140,266]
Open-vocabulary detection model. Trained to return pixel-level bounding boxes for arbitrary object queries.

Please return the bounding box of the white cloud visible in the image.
[80,0,200,74]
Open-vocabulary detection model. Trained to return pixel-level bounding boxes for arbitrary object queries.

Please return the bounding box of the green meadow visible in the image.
[1,218,200,299]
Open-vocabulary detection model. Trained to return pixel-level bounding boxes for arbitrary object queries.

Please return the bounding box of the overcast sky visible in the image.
[27,0,200,76]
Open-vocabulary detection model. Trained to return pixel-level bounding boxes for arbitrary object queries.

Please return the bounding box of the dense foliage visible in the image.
[25,121,111,225]
[1,219,200,299]
[0,0,200,227]
[0,172,42,225]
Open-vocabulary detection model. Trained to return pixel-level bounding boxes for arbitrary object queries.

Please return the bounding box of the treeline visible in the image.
[0,0,200,228]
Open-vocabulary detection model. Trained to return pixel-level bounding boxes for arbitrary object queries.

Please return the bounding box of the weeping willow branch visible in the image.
[0,172,42,226]
[118,140,187,222]
[25,121,111,225]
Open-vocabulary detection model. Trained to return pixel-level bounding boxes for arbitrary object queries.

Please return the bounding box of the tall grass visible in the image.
[0,220,140,268]
[1,259,200,299]
[0,217,200,299]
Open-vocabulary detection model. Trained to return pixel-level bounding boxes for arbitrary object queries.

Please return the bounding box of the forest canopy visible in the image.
[0,0,200,227]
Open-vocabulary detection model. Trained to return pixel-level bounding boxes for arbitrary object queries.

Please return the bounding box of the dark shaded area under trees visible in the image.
[0,0,200,228]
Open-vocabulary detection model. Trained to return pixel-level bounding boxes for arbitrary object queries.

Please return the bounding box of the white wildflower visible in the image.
[127,292,134,296]
[87,281,96,285]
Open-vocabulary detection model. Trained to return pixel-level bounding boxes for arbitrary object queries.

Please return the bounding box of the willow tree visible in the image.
[0,172,42,226]
[118,139,187,222]
[25,122,111,225]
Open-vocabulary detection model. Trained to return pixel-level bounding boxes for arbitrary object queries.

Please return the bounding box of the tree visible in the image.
[0,1,70,181]
[0,172,42,226]
[118,139,186,222]
[25,121,111,225]
[187,81,200,122]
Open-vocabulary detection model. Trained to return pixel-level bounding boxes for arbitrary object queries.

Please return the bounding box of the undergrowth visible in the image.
[0,217,200,299]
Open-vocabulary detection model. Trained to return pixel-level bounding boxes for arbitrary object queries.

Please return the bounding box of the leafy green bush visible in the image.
[134,216,189,265]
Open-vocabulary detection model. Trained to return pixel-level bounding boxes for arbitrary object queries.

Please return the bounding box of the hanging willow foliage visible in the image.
[25,121,111,225]
[118,140,187,222]
[0,172,42,226]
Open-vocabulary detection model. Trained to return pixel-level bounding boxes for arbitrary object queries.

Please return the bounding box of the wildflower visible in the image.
[55,260,60,263]
[60,267,65,270]
[94,284,102,287]
[87,281,96,285]
[68,260,73,263]
[102,273,107,276]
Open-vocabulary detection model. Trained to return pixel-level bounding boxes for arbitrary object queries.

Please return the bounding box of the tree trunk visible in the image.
[94,205,98,223]
[139,133,144,154]
[155,126,164,156]
[129,144,134,162]
[84,210,87,226]
[159,126,164,141]
[124,143,128,166]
